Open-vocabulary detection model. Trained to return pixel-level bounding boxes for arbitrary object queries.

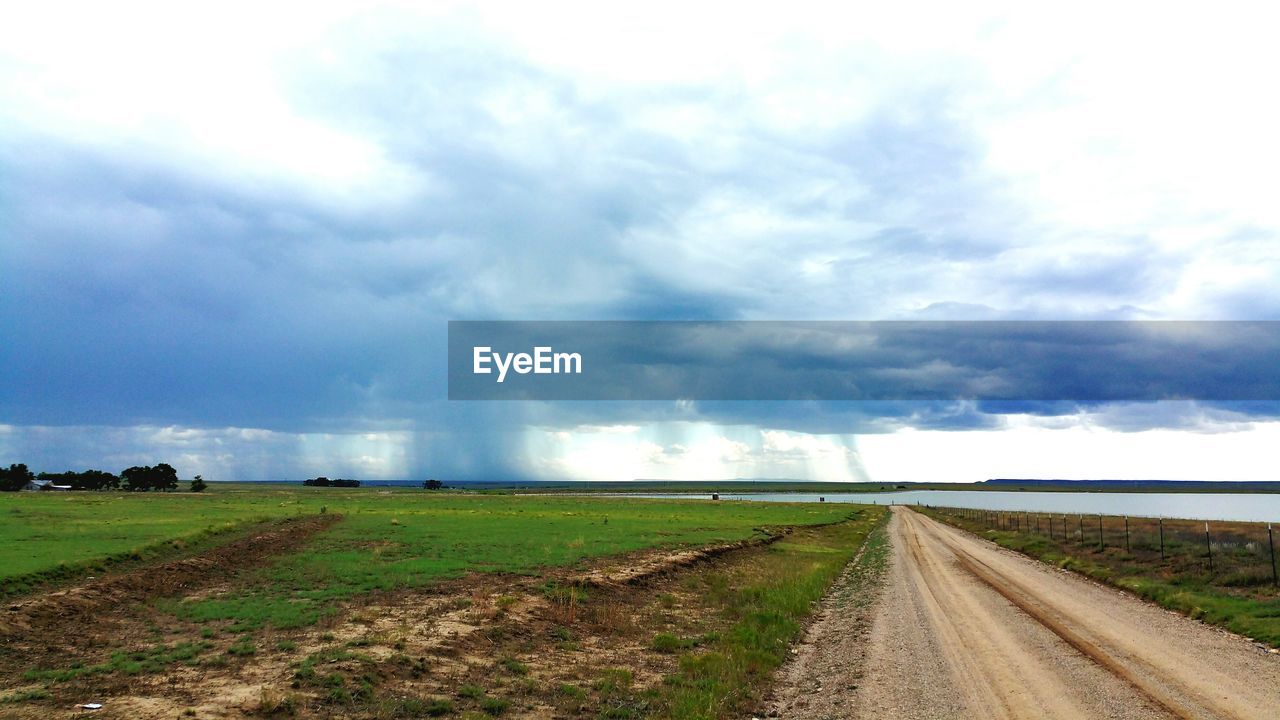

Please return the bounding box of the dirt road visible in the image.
[772,507,1280,719]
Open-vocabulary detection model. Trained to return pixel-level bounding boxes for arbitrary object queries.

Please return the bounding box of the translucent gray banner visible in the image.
[447,321,1280,401]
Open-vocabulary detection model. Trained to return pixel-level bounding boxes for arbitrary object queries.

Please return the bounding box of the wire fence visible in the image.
[927,506,1279,589]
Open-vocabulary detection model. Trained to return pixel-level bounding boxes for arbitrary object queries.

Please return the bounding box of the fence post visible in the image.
[1205,522,1213,573]
[1079,515,1084,546]
[1269,524,1277,589]
[1159,518,1165,561]
[1124,516,1130,552]
[1098,514,1105,550]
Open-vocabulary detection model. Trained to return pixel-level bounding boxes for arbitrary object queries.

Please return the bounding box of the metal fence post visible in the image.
[1098,514,1105,550]
[1205,522,1213,573]
[1269,524,1277,589]
[1159,518,1165,561]
[1079,515,1084,546]
[1124,516,1130,552]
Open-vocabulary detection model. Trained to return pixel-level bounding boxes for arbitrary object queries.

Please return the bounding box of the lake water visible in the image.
[628,491,1280,523]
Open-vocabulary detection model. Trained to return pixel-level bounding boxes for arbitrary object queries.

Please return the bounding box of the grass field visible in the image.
[919,506,1280,646]
[1,486,879,718]
[0,491,280,584]
[0,485,851,603]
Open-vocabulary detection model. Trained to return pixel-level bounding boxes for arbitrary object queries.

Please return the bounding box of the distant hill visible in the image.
[982,479,1280,493]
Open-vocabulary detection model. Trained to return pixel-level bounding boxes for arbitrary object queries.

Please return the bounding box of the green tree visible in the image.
[39,469,119,490]
[190,474,207,493]
[83,469,121,490]
[153,463,178,491]
[121,466,150,491]
[121,464,179,492]
[0,463,35,492]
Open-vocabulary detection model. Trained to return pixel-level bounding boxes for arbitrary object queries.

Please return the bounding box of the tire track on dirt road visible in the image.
[905,508,1279,719]
[773,507,1280,719]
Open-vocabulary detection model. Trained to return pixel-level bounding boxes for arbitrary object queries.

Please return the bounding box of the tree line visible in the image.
[300,478,448,489]
[0,463,204,492]
[302,477,361,487]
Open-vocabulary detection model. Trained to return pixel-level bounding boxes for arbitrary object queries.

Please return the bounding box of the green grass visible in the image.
[139,490,853,631]
[0,491,279,582]
[651,507,890,719]
[1,689,50,703]
[0,492,297,596]
[2,486,854,632]
[479,695,511,715]
[651,633,696,653]
[499,658,529,675]
[421,697,454,716]
[24,641,214,682]
[920,507,1280,647]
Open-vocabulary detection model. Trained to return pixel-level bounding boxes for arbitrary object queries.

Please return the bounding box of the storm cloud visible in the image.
[2,3,1279,480]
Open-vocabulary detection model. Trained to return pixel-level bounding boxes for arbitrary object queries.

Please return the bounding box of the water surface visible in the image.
[628,490,1280,523]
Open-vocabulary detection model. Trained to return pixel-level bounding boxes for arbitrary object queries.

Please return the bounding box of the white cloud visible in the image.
[858,417,1280,483]
[4,2,1280,478]
[529,422,866,482]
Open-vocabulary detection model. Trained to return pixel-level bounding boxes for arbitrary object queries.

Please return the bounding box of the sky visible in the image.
[2,1,1279,482]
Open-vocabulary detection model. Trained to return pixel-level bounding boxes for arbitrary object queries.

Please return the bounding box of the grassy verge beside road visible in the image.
[918,506,1280,647]
[654,506,889,719]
